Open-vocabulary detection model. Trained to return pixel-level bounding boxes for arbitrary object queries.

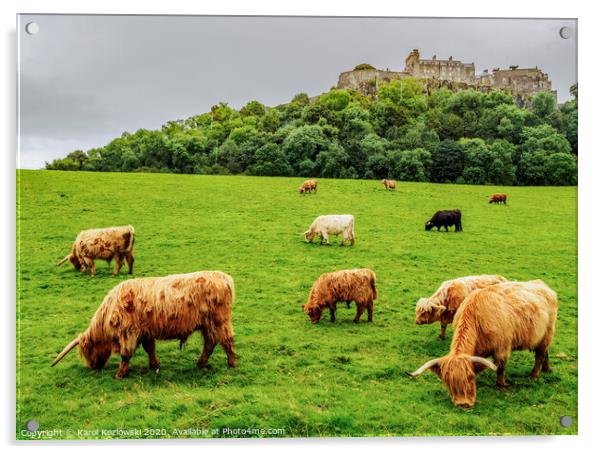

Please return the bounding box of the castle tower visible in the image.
[404,49,420,76]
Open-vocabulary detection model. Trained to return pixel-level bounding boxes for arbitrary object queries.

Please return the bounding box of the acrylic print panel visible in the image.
[16,15,577,439]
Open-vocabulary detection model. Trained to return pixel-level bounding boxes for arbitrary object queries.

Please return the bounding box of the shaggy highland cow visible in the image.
[382,179,397,190]
[304,214,355,246]
[415,274,507,340]
[57,225,135,276]
[51,271,237,379]
[410,280,558,408]
[299,179,318,194]
[302,269,377,324]
[489,193,508,204]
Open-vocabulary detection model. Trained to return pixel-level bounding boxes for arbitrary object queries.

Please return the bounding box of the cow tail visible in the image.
[57,254,70,266]
[126,226,135,253]
[370,273,378,300]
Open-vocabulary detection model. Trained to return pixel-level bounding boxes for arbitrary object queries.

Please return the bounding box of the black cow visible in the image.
[425,210,462,232]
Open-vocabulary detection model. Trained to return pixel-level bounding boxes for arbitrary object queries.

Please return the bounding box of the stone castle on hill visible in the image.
[337,49,555,104]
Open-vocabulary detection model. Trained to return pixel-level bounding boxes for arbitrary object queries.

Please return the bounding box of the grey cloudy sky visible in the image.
[18,15,577,169]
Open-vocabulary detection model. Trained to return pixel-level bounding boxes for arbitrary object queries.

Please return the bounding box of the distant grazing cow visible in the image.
[425,210,462,232]
[57,225,135,276]
[415,274,507,339]
[410,280,557,408]
[51,271,237,379]
[489,193,507,204]
[304,214,355,246]
[302,269,377,324]
[299,179,318,194]
[382,179,397,190]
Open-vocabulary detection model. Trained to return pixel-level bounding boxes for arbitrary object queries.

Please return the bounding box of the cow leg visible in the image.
[221,337,237,368]
[329,306,336,322]
[126,253,134,274]
[322,233,329,245]
[529,347,546,379]
[439,322,447,340]
[84,257,96,276]
[367,301,374,322]
[542,351,552,373]
[114,355,131,380]
[495,359,508,388]
[350,231,355,246]
[353,303,366,323]
[197,326,216,368]
[142,338,160,372]
[112,254,122,276]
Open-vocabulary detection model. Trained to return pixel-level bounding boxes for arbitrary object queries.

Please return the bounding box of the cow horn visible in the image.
[51,337,80,366]
[409,357,441,377]
[470,356,497,371]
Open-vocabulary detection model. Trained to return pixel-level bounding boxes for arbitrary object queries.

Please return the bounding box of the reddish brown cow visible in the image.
[489,193,507,204]
[302,269,377,324]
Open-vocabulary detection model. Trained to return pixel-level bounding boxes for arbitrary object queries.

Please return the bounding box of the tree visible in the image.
[249,143,292,176]
[430,140,464,183]
[388,148,431,182]
[315,143,352,178]
[531,91,557,119]
[282,125,331,171]
[544,153,577,185]
[240,100,266,117]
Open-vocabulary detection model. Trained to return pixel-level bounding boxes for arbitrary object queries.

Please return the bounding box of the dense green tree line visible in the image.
[46,79,578,185]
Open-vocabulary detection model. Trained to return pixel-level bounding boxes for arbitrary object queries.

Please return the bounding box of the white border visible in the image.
[2,1,599,452]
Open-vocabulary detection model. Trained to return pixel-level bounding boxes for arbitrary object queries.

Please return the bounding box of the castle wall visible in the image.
[336,69,410,96]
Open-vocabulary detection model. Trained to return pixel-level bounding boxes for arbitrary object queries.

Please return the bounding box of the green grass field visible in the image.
[16,170,577,438]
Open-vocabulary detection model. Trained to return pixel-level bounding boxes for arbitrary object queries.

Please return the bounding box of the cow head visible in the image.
[79,333,112,370]
[301,303,323,324]
[304,230,315,243]
[410,354,497,408]
[415,298,446,324]
[69,254,82,270]
[425,221,435,231]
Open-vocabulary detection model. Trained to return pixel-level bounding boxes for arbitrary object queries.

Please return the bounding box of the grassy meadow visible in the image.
[16,169,577,438]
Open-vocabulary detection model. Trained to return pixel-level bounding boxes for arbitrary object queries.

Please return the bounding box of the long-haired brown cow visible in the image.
[489,193,507,204]
[51,271,237,379]
[415,274,507,340]
[382,179,397,190]
[410,280,558,408]
[57,225,135,276]
[302,269,377,324]
[299,179,318,194]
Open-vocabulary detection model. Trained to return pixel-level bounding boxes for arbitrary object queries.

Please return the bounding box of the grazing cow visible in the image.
[57,225,135,276]
[489,193,507,204]
[51,271,237,379]
[425,210,462,232]
[382,179,397,190]
[410,280,558,408]
[304,214,355,246]
[302,269,377,324]
[416,274,507,340]
[299,179,318,194]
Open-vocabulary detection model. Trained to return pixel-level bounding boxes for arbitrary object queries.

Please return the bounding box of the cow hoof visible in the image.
[114,373,124,380]
[197,362,211,369]
[154,368,160,374]
[496,382,508,389]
